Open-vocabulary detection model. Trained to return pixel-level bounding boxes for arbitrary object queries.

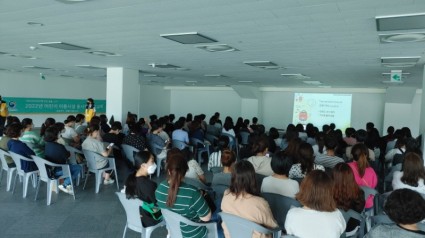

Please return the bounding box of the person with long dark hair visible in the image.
[289,142,324,179]
[332,163,365,232]
[348,143,377,210]
[221,160,278,238]
[124,150,161,227]
[285,170,346,238]
[392,152,425,194]
[155,149,211,238]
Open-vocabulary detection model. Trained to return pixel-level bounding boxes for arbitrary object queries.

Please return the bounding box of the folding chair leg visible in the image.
[0,169,3,187]
[12,174,18,194]
[95,172,102,193]
[6,170,15,191]
[23,174,31,198]
[83,171,90,190]
[47,180,55,205]
[34,178,41,201]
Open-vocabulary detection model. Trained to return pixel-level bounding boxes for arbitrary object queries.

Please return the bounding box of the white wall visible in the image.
[383,91,422,137]
[139,85,170,118]
[168,87,241,120]
[1,71,106,126]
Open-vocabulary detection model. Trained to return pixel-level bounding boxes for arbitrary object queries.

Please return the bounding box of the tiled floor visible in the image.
[0,159,178,238]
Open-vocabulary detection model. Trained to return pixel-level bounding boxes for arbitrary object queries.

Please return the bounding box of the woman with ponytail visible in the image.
[155,148,211,238]
[124,151,161,227]
[348,143,377,210]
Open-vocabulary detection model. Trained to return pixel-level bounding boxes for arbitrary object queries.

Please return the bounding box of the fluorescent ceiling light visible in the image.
[318,86,332,88]
[238,80,253,83]
[8,54,36,59]
[55,0,89,3]
[75,65,104,69]
[143,74,164,77]
[303,81,322,85]
[381,57,420,64]
[379,33,425,43]
[160,32,217,44]
[39,42,90,50]
[215,85,230,87]
[27,22,44,27]
[60,75,74,78]
[186,80,197,83]
[148,63,181,69]
[244,61,277,67]
[87,51,122,57]
[22,66,51,69]
[376,13,425,31]
[204,74,227,77]
[196,44,238,52]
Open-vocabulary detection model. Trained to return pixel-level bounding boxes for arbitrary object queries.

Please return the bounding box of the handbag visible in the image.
[140,202,162,227]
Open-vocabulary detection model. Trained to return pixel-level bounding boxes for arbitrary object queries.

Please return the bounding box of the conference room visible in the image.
[1,0,425,237]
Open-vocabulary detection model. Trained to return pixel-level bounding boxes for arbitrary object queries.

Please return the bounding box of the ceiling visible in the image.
[1,0,425,88]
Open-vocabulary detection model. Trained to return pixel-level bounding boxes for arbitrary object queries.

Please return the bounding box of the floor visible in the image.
[0,158,205,238]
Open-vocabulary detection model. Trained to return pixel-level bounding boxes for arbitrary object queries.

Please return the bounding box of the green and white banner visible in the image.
[3,97,106,114]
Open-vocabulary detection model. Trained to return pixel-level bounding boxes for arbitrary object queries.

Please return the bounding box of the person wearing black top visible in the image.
[125,151,160,227]
[123,122,146,151]
[44,126,81,195]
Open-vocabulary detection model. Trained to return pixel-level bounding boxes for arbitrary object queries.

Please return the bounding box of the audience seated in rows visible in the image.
[221,160,278,238]
[288,142,325,179]
[155,150,211,238]
[285,170,346,238]
[365,189,425,238]
[260,151,299,199]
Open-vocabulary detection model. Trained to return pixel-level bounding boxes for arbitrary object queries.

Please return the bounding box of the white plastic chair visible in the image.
[121,144,139,165]
[148,142,166,177]
[64,145,86,180]
[190,138,210,165]
[219,212,281,238]
[31,155,76,205]
[9,151,38,198]
[0,149,16,191]
[161,209,218,238]
[116,192,165,238]
[82,149,119,193]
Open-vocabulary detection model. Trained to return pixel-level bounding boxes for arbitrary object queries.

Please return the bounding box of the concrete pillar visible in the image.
[106,68,140,122]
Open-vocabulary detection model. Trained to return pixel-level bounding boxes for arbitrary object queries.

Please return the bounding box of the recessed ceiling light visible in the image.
[381,57,421,64]
[160,32,217,44]
[55,0,89,3]
[27,22,44,27]
[215,85,230,87]
[318,85,332,88]
[75,65,104,69]
[204,74,227,78]
[379,33,425,43]
[238,80,253,83]
[196,44,238,52]
[22,66,51,69]
[376,13,425,31]
[186,80,197,83]
[303,81,322,85]
[8,54,36,59]
[143,74,164,78]
[243,61,284,70]
[87,50,122,57]
[148,63,181,69]
[39,42,90,50]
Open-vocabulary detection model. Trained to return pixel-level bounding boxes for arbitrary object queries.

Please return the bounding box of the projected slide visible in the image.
[292,93,352,130]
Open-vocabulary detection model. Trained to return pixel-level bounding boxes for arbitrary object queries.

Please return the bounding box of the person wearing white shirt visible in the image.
[392,152,425,195]
[261,151,299,198]
[285,170,346,238]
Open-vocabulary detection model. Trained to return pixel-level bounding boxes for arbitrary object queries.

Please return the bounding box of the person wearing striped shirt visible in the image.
[208,135,230,171]
[156,149,211,238]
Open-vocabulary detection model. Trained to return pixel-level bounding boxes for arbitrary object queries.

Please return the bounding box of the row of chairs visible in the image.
[0,147,120,205]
